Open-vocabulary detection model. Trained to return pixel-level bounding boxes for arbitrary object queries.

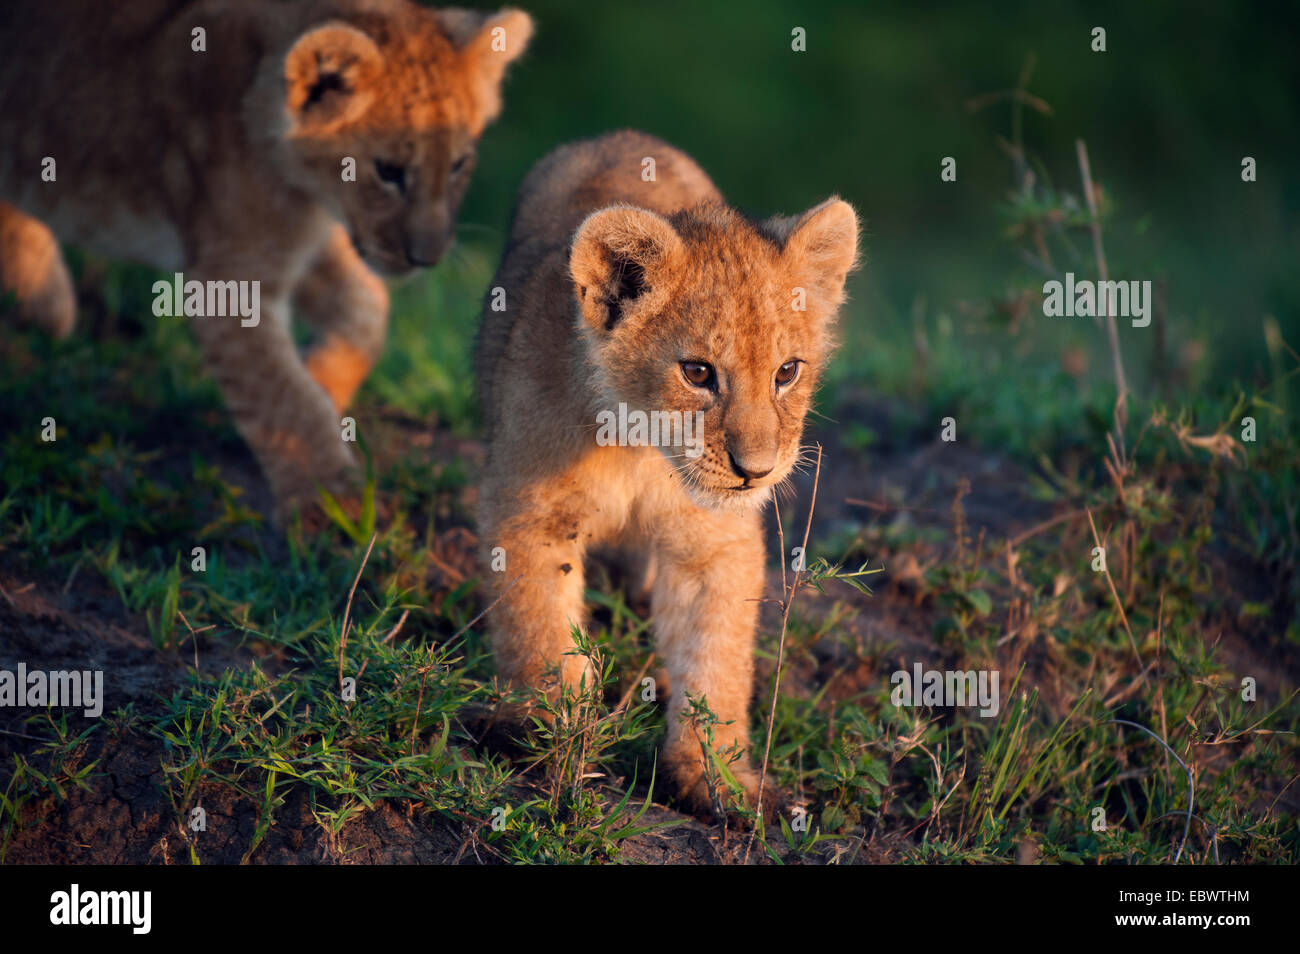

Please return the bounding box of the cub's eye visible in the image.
[775,360,801,388]
[374,159,406,193]
[680,361,715,389]
[450,153,472,175]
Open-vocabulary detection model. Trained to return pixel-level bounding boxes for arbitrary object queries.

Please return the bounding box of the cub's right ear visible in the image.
[569,206,684,333]
[284,22,382,133]
[434,7,534,128]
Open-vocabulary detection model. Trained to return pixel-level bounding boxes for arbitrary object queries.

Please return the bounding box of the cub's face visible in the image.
[571,201,859,512]
[277,6,532,275]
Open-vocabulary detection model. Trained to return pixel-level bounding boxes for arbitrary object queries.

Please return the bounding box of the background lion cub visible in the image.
[477,130,859,819]
[0,0,531,518]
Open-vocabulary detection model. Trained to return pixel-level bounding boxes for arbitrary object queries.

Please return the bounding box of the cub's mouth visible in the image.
[348,232,421,278]
[675,471,774,513]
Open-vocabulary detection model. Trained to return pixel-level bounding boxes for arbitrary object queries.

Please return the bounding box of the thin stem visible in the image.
[746,444,823,863]
[1076,139,1129,445]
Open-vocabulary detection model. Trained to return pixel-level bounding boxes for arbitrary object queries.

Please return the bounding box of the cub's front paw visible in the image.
[666,752,783,828]
[270,460,362,531]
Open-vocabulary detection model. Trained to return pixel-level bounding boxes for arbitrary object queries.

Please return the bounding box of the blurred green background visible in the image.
[416,0,1299,441]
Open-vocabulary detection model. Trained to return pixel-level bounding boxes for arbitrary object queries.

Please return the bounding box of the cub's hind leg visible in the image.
[0,201,75,337]
[292,225,390,414]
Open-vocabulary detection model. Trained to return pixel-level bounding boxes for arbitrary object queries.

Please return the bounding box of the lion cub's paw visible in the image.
[667,756,784,828]
[271,463,364,532]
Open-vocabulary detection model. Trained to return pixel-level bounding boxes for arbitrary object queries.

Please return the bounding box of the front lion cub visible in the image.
[477,130,858,819]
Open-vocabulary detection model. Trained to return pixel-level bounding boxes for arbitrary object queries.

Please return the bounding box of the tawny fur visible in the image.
[476,130,859,819]
[0,0,531,518]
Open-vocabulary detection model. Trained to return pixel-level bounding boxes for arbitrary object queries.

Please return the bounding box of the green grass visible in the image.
[788,430,1300,862]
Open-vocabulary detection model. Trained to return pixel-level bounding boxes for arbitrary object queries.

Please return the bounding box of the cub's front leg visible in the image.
[186,266,358,521]
[480,486,599,706]
[293,225,390,414]
[650,507,769,820]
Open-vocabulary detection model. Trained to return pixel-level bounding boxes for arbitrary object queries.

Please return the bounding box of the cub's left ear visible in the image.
[284,22,382,132]
[434,7,534,128]
[779,197,860,312]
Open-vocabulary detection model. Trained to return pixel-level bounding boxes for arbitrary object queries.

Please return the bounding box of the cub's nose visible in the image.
[727,450,773,482]
[404,206,453,267]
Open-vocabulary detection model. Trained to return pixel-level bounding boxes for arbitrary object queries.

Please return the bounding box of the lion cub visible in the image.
[0,0,531,517]
[477,130,858,818]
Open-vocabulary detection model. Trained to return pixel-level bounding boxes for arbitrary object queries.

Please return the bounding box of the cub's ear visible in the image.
[434,7,534,128]
[777,197,859,312]
[284,22,381,132]
[570,206,684,333]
